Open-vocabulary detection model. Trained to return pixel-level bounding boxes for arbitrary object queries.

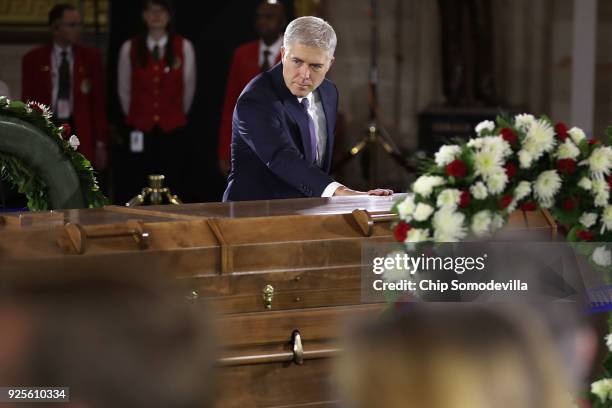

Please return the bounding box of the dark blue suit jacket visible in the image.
[222,63,338,201]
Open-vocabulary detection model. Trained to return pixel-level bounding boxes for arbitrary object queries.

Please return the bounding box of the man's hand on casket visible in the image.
[333,186,393,196]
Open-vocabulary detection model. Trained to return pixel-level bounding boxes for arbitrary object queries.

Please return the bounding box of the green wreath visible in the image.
[0,96,106,210]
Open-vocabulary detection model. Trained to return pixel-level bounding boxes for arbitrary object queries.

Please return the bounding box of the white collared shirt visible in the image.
[51,42,73,118]
[297,90,342,197]
[258,36,282,68]
[118,34,196,115]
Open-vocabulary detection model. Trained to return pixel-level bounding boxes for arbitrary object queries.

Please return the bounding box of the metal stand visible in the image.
[126,174,182,206]
[331,0,415,184]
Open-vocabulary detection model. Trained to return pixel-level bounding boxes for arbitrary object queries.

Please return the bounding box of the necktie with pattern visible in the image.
[300,98,317,163]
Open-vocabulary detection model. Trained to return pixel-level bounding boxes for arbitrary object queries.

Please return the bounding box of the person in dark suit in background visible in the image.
[223,16,392,201]
[21,3,108,169]
[217,0,286,176]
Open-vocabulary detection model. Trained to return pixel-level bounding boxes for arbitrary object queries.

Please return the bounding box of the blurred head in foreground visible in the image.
[337,305,573,408]
[0,275,215,408]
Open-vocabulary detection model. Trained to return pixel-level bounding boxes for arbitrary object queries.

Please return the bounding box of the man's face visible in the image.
[255,2,285,42]
[142,4,170,31]
[53,9,82,46]
[281,43,334,97]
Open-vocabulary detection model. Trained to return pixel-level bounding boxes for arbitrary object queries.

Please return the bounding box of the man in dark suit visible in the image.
[223,16,392,201]
[21,3,107,169]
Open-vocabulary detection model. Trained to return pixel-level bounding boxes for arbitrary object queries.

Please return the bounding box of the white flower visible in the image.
[568,127,586,144]
[515,114,536,132]
[382,251,412,283]
[412,175,445,198]
[524,119,556,155]
[591,379,612,403]
[578,177,592,190]
[592,246,612,267]
[406,228,431,243]
[473,150,504,179]
[592,180,610,208]
[432,208,467,242]
[534,170,562,208]
[514,181,532,201]
[486,171,509,195]
[584,146,612,178]
[491,214,505,231]
[413,203,435,222]
[26,101,52,120]
[467,138,484,149]
[480,136,512,159]
[579,213,598,228]
[475,120,495,135]
[518,150,534,169]
[606,333,612,352]
[556,139,580,160]
[470,181,488,200]
[435,145,461,167]
[595,191,610,208]
[472,210,492,236]
[603,206,612,233]
[0,96,9,106]
[397,196,416,220]
[68,135,80,150]
[436,189,461,210]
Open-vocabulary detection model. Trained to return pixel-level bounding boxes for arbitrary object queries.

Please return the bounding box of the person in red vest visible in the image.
[117,0,195,204]
[21,3,108,169]
[217,0,286,176]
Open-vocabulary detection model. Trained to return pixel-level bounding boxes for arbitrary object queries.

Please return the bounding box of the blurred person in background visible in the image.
[116,0,196,204]
[217,0,287,176]
[337,305,575,408]
[0,274,215,408]
[21,3,108,170]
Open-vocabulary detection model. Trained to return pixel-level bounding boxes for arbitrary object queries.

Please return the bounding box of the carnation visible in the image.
[413,203,435,222]
[584,146,612,178]
[595,191,610,208]
[518,150,534,169]
[406,228,431,243]
[578,177,593,190]
[579,213,598,228]
[432,208,467,242]
[475,120,495,135]
[592,379,612,403]
[435,145,461,167]
[534,170,562,208]
[436,189,461,210]
[68,135,80,151]
[480,136,512,159]
[607,333,612,352]
[603,206,612,233]
[515,113,536,132]
[514,181,532,201]
[592,180,610,208]
[472,210,492,236]
[491,214,505,231]
[412,175,445,198]
[593,246,612,267]
[470,181,488,200]
[556,139,580,160]
[396,196,416,220]
[486,170,509,195]
[568,127,586,144]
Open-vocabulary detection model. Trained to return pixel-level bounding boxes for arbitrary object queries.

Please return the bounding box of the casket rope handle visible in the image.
[64,220,150,254]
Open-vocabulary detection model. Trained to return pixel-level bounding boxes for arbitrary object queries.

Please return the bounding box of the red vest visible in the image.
[126,35,186,132]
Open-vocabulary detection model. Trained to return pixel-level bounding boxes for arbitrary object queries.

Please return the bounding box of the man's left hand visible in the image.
[367,188,394,196]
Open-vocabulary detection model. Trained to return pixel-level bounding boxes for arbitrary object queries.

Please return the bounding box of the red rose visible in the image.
[28,102,44,115]
[61,123,72,139]
[499,194,513,210]
[608,176,612,191]
[555,122,569,141]
[500,128,518,145]
[394,221,412,242]
[519,201,537,211]
[504,162,517,179]
[576,230,594,241]
[562,197,576,212]
[459,190,471,209]
[588,139,600,145]
[556,159,577,175]
[446,159,468,178]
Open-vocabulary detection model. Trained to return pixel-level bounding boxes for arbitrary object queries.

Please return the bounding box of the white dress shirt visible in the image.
[297,90,342,197]
[258,36,282,68]
[51,43,73,118]
[118,34,196,115]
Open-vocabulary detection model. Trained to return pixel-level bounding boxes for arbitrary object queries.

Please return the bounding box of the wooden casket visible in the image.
[0,196,556,407]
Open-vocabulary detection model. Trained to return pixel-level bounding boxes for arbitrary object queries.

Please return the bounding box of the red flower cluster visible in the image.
[500,128,518,145]
[519,201,537,211]
[576,230,594,241]
[446,159,468,178]
[61,123,71,139]
[556,159,577,175]
[459,190,471,209]
[28,102,45,115]
[504,162,517,179]
[394,221,411,242]
[499,194,513,210]
[562,197,577,212]
[555,122,569,141]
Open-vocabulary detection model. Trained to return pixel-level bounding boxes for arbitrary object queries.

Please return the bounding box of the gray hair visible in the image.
[283,16,337,56]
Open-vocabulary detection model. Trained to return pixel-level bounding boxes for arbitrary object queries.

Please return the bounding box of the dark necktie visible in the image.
[58,50,70,100]
[152,44,160,61]
[300,98,317,163]
[261,49,271,71]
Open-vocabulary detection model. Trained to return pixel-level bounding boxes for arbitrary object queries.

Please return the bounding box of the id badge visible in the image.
[130,130,144,153]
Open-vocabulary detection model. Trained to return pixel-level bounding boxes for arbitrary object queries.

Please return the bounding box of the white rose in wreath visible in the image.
[68,135,80,150]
